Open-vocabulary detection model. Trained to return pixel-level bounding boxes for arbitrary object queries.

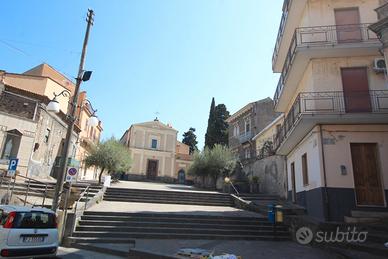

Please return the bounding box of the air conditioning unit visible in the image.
[373,58,387,73]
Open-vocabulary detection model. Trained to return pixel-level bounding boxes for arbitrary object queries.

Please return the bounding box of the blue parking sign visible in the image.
[8,158,19,171]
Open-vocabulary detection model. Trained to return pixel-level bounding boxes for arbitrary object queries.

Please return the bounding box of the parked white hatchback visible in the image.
[0,205,58,258]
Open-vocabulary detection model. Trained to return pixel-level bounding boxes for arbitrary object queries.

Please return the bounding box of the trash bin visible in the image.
[275,205,284,223]
[268,204,275,224]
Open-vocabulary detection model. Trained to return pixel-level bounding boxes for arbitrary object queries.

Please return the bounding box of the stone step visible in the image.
[104,193,230,202]
[344,216,382,224]
[105,192,231,202]
[80,215,269,225]
[351,210,388,219]
[103,194,231,203]
[83,211,266,221]
[75,225,289,235]
[106,188,229,197]
[103,197,232,206]
[67,237,137,244]
[78,220,285,229]
[71,231,290,240]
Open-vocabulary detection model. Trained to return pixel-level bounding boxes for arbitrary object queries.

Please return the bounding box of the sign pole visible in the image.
[9,175,17,202]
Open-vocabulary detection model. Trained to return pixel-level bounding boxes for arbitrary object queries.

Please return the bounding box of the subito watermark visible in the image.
[295,226,368,245]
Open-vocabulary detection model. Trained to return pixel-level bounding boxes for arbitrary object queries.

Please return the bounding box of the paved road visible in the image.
[57,247,122,259]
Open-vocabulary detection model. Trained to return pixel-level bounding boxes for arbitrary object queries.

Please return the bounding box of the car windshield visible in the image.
[12,211,56,229]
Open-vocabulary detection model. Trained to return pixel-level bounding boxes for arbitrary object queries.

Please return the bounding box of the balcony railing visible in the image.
[238,131,253,144]
[272,0,292,68]
[274,90,388,149]
[273,24,379,105]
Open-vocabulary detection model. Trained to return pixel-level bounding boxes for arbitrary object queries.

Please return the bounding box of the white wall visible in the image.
[287,126,323,193]
[300,0,379,27]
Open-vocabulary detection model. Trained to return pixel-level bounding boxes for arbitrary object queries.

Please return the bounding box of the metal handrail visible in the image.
[73,185,91,214]
[274,90,388,149]
[0,174,52,207]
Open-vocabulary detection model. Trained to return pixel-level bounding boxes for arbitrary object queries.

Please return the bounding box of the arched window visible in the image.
[1,129,22,160]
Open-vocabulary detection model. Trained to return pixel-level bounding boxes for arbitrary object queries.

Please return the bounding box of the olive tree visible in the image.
[188,144,236,189]
[84,137,132,184]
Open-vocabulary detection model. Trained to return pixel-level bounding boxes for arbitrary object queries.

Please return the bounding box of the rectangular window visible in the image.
[302,153,309,186]
[151,139,158,149]
[245,119,251,133]
[44,128,51,143]
[245,148,251,159]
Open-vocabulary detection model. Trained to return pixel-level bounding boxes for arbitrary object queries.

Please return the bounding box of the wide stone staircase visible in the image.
[103,187,234,207]
[69,210,290,243]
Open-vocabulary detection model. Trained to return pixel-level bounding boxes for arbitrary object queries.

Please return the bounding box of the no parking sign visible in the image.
[65,167,78,183]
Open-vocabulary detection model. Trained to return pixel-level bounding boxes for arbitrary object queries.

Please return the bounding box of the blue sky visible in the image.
[0,0,282,148]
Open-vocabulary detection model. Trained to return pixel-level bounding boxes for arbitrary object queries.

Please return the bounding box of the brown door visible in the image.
[146,160,158,180]
[350,143,385,206]
[341,67,371,113]
[291,162,296,203]
[335,8,362,42]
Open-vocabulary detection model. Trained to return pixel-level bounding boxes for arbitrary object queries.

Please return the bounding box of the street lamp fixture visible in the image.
[79,99,99,127]
[47,90,71,114]
[47,90,99,128]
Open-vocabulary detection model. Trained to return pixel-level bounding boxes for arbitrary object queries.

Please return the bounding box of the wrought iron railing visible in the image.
[274,90,388,149]
[273,24,379,105]
[272,0,292,67]
[238,131,253,144]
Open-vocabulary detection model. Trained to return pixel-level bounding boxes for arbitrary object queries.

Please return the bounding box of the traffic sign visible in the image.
[7,158,18,177]
[65,167,78,183]
[8,159,18,171]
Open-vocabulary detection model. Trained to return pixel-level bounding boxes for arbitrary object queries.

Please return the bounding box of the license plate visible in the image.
[22,236,45,243]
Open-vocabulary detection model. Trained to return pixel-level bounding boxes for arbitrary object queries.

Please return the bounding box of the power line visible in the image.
[0,38,77,81]
[0,38,81,55]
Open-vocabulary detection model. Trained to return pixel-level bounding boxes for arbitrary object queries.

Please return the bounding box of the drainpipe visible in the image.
[319,125,330,221]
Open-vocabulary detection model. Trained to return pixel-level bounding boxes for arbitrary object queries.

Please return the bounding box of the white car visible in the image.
[0,205,58,258]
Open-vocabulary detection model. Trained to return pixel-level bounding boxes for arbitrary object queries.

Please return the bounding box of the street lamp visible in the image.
[79,99,99,127]
[50,9,95,212]
[47,91,99,128]
[47,90,71,114]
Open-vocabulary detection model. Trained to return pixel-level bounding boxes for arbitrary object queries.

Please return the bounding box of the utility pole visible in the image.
[52,9,95,211]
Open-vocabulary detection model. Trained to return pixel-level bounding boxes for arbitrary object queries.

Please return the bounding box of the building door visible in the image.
[146,159,158,180]
[178,170,186,184]
[341,67,371,113]
[290,162,296,203]
[350,143,385,206]
[335,8,362,42]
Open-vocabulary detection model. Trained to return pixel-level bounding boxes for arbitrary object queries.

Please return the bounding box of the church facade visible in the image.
[120,119,193,183]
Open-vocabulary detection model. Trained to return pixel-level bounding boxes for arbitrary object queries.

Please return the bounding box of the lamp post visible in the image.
[50,9,95,211]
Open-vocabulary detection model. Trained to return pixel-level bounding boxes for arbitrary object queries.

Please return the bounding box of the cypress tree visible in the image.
[205,97,216,148]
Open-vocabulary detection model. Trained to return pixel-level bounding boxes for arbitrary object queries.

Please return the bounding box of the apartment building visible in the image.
[272,0,388,221]
[1,64,102,181]
[75,91,103,180]
[227,98,279,161]
[120,119,193,183]
[0,82,79,178]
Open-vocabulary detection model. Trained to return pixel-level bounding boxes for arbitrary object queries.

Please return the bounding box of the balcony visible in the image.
[229,131,253,148]
[272,0,308,71]
[274,90,388,154]
[239,131,253,144]
[273,24,380,110]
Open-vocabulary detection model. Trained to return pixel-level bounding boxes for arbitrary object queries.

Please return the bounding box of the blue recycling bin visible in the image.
[267,204,275,224]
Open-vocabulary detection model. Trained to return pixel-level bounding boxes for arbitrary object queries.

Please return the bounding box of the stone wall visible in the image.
[242,155,287,197]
